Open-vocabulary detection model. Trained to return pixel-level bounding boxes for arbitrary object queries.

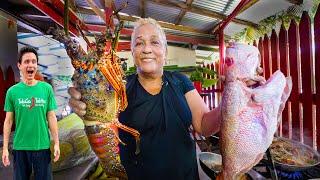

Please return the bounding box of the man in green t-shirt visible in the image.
[2,46,60,180]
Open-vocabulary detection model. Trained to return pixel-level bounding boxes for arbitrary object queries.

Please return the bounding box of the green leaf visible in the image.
[202,79,219,88]
[231,2,320,44]
[190,71,203,82]
[189,66,218,88]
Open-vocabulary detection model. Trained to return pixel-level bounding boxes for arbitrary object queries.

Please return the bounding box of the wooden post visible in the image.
[263,34,271,79]
[271,29,282,135]
[217,29,224,104]
[279,24,290,138]
[271,29,279,72]
[288,19,301,142]
[211,63,216,110]
[258,37,265,78]
[299,11,314,147]
[253,40,257,47]
[314,3,320,152]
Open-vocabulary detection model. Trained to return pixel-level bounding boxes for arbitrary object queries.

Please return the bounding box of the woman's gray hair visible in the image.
[131,18,167,50]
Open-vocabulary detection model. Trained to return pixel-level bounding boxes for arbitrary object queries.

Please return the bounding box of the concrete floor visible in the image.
[1,133,209,180]
[0,156,97,180]
[196,143,211,180]
[1,151,209,180]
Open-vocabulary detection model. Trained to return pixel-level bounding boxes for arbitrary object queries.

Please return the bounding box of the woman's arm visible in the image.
[185,89,221,137]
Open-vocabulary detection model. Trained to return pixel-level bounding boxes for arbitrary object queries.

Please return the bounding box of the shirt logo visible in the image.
[29,97,35,110]
[18,97,46,109]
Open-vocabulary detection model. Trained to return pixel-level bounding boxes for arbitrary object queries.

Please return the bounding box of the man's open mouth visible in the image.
[27,70,34,75]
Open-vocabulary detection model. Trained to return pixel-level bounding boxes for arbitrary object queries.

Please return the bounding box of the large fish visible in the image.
[218,43,292,179]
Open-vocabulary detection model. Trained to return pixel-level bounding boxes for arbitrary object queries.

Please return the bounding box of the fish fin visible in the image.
[216,172,223,180]
[277,76,292,124]
[251,71,286,103]
[239,153,264,175]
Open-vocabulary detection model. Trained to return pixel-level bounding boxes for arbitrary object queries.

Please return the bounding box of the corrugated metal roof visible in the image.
[146,2,181,24]
[75,0,90,8]
[78,14,104,25]
[67,0,256,40]
[164,28,214,39]
[224,22,247,37]
[115,0,140,17]
[73,0,244,37]
[180,12,219,32]
[193,0,241,15]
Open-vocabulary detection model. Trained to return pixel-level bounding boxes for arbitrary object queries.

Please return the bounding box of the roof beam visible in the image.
[45,0,88,31]
[218,0,254,75]
[26,0,79,36]
[210,0,259,33]
[239,0,259,13]
[285,0,303,5]
[175,0,193,25]
[86,24,217,45]
[103,0,114,28]
[86,0,106,22]
[149,0,257,28]
[76,6,209,35]
[119,13,206,34]
[17,20,44,34]
[139,0,146,18]
[0,3,44,34]
[219,0,253,30]
[18,5,216,46]
[22,14,51,20]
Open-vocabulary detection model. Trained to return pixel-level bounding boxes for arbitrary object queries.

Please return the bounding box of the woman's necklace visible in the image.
[137,76,163,86]
[137,77,164,95]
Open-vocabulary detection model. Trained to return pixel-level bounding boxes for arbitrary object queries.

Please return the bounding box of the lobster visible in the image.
[48,21,139,180]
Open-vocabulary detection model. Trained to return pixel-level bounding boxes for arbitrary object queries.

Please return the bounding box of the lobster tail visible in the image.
[85,124,128,180]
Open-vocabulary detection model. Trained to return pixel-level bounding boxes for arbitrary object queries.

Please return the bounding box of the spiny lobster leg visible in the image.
[99,65,121,93]
[105,122,126,146]
[98,52,128,111]
[113,121,141,155]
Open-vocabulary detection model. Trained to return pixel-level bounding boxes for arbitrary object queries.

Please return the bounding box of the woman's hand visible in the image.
[244,67,266,87]
[68,87,87,116]
[218,67,265,87]
[243,75,266,87]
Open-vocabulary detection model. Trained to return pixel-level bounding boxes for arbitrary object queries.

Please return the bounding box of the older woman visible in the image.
[69,18,223,179]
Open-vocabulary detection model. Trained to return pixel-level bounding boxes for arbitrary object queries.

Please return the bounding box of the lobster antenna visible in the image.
[64,0,69,36]
[112,21,124,51]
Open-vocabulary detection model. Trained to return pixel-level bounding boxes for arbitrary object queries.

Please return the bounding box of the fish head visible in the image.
[225,43,261,82]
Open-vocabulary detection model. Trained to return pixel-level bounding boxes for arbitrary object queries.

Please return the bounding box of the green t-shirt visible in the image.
[4,81,57,150]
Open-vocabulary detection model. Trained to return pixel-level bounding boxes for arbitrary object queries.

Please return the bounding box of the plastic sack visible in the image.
[51,113,95,172]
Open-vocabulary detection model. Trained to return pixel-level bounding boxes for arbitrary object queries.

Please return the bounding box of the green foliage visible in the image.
[189,67,218,88]
[125,65,218,88]
[312,0,320,19]
[233,2,319,44]
[125,65,197,76]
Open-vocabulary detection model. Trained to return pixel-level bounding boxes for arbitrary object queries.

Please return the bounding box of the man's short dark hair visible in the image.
[18,46,38,64]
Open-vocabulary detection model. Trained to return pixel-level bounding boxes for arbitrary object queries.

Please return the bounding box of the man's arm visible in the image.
[2,112,14,166]
[47,110,60,162]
